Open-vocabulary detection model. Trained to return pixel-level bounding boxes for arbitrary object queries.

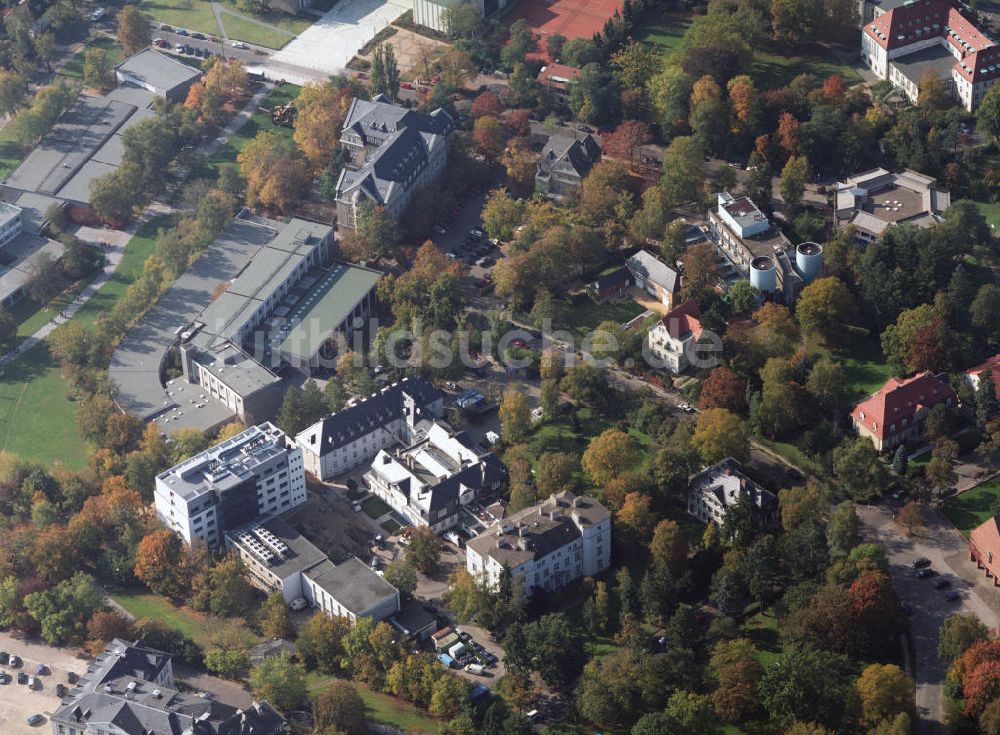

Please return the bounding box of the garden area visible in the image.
[751,46,862,90]
[206,83,300,175]
[111,587,261,649]
[634,11,690,59]
[306,674,446,734]
[361,494,393,520]
[942,478,1000,536]
[558,293,647,337]
[59,35,123,80]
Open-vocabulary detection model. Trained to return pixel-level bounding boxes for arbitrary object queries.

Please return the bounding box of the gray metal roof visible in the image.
[114,48,202,96]
[538,133,601,178]
[305,556,398,616]
[626,249,679,293]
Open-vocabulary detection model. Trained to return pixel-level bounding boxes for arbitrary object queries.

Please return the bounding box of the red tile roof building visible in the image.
[861,0,1000,110]
[970,516,1000,586]
[850,371,956,451]
[646,301,703,374]
[964,354,1000,400]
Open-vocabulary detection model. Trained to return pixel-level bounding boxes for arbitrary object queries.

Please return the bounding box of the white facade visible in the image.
[0,203,23,248]
[647,321,694,374]
[154,423,306,549]
[466,492,611,594]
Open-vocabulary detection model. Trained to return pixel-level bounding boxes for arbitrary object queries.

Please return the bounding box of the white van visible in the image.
[90,8,106,21]
[464,663,485,676]
[526,710,539,722]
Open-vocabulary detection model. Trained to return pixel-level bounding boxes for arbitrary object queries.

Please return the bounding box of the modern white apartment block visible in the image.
[363,421,506,532]
[296,377,444,480]
[466,491,611,594]
[154,423,306,549]
[0,202,23,248]
[226,514,399,623]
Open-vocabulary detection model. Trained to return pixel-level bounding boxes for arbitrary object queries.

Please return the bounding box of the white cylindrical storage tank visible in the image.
[795,242,823,284]
[749,255,777,293]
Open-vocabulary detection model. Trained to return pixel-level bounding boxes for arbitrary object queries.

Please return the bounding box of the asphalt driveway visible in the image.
[859,504,1000,735]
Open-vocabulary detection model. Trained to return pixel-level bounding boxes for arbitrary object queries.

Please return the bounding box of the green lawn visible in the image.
[0,343,89,469]
[206,84,300,174]
[752,47,862,90]
[59,35,123,80]
[139,0,223,36]
[743,610,780,667]
[942,478,1000,536]
[975,201,1000,234]
[559,295,646,336]
[0,113,27,182]
[219,11,297,49]
[808,336,891,400]
[634,11,691,59]
[755,437,825,476]
[112,588,261,649]
[362,495,393,519]
[10,284,86,340]
[72,214,176,326]
[306,674,445,733]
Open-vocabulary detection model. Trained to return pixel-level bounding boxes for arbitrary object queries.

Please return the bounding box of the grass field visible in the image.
[306,674,445,733]
[976,201,1000,233]
[219,11,297,50]
[808,337,891,400]
[942,478,1000,536]
[140,0,223,36]
[206,84,300,174]
[743,610,780,667]
[59,35,123,80]
[752,47,862,90]
[634,12,691,59]
[361,495,393,519]
[0,343,89,469]
[112,588,261,648]
[11,284,87,340]
[0,112,27,182]
[560,295,646,336]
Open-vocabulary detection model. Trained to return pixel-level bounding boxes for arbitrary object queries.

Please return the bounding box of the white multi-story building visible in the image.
[296,378,444,480]
[412,0,516,35]
[466,491,611,594]
[646,300,704,374]
[861,0,1000,111]
[364,421,506,532]
[0,202,23,248]
[226,514,399,624]
[154,423,306,549]
[687,459,779,529]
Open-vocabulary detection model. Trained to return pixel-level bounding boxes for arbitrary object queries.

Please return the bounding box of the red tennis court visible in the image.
[507,0,623,41]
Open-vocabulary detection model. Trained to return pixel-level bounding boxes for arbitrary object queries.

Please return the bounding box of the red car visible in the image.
[401,81,414,90]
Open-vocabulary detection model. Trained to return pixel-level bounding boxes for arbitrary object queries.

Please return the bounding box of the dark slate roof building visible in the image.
[535,134,601,198]
[295,377,444,479]
[52,639,286,735]
[688,458,778,529]
[335,96,453,232]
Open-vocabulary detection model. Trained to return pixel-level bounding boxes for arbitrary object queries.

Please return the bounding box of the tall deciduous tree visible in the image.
[237,131,310,212]
[249,652,307,712]
[693,409,749,464]
[117,5,151,56]
[582,429,640,486]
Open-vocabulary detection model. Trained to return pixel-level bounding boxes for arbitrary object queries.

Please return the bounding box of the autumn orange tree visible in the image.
[471,90,503,119]
[293,81,353,170]
[238,131,310,212]
[582,429,640,486]
[692,408,749,464]
[698,367,747,413]
[473,115,505,161]
[117,5,151,56]
[134,528,190,599]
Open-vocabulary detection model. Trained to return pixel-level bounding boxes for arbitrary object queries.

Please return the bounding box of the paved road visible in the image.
[859,504,1000,735]
[153,28,272,65]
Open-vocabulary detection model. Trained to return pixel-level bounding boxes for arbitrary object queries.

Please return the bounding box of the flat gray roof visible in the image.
[4,90,157,205]
[115,48,202,94]
[110,217,275,428]
[0,233,65,304]
[305,556,397,616]
[892,44,956,86]
[229,515,328,580]
[186,330,281,399]
[277,262,381,363]
[10,192,59,235]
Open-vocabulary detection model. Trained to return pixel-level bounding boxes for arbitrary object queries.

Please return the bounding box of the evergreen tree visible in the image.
[977,371,998,426]
[892,444,909,475]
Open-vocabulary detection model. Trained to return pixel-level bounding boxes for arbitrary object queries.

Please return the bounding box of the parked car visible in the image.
[401,81,414,89]
[476,256,493,267]
[289,597,308,611]
[469,228,484,241]
[0,652,7,665]
[191,32,205,39]
[531,407,543,418]
[912,557,931,568]
[175,43,185,51]
[0,671,9,684]
[175,27,188,35]
[35,664,46,675]
[9,655,21,668]
[915,568,935,578]
[934,578,952,590]
[231,40,248,48]
[26,714,44,726]
[90,7,106,21]
[465,663,485,675]
[55,683,66,697]
[27,675,37,689]
[946,590,961,601]
[17,671,27,684]
[432,224,447,236]
[160,24,173,31]
[67,672,78,684]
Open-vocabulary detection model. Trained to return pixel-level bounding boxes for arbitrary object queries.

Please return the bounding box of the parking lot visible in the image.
[0,633,88,734]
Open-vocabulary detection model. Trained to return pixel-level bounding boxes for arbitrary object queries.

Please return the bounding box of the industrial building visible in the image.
[153,423,307,549]
[114,47,203,102]
[335,96,453,231]
[834,168,951,244]
[688,459,779,528]
[296,377,445,479]
[861,0,1000,110]
[226,514,400,623]
[50,639,286,735]
[708,191,823,304]
[412,0,516,34]
[111,213,380,435]
[466,491,611,594]
[363,420,507,532]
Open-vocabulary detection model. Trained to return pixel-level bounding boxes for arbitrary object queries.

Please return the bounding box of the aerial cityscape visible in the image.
[0,0,999,733]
